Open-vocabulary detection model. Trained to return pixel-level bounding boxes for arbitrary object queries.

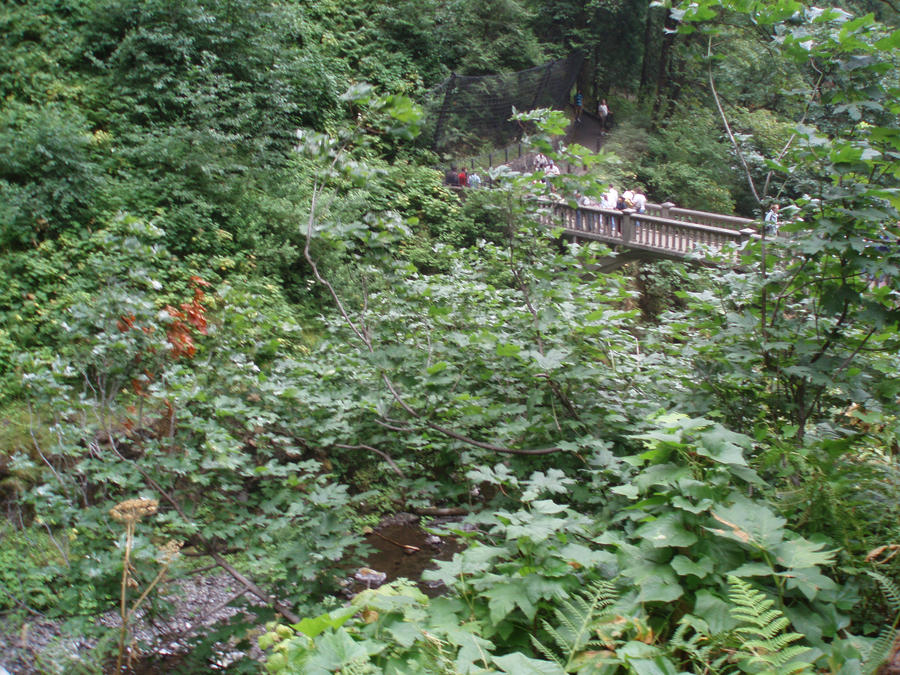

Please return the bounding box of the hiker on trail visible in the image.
[598,99,609,130]
[574,90,584,122]
[468,172,481,189]
[445,166,458,186]
[457,167,468,187]
[764,204,779,235]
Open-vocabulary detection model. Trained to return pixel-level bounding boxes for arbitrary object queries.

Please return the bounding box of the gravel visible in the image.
[0,573,259,674]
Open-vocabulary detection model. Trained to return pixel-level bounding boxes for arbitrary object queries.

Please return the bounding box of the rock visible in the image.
[353,567,388,588]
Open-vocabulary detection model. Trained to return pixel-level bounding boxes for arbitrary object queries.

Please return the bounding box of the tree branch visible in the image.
[100,434,301,624]
[708,37,761,205]
[334,443,405,476]
[303,183,372,351]
[380,374,564,455]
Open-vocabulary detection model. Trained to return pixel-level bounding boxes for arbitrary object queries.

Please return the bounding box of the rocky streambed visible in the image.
[0,513,464,673]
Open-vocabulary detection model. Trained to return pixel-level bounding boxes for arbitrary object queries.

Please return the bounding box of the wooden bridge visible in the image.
[536,198,759,265]
[445,103,762,262]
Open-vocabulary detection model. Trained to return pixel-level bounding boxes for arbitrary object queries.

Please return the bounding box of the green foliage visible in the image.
[0,523,65,613]
[4,1,900,671]
[530,580,619,671]
[637,104,739,212]
[861,571,900,672]
[0,101,102,248]
[6,221,360,630]
[727,576,813,674]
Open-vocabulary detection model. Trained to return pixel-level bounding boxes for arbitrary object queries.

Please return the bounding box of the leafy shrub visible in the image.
[0,102,101,248]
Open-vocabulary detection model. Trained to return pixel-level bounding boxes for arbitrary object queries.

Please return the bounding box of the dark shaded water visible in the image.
[356,520,464,596]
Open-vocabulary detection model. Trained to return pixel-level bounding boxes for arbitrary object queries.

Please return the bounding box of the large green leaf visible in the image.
[635,514,698,548]
[708,496,786,551]
[493,652,566,674]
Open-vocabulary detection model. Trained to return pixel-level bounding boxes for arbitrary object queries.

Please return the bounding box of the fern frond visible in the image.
[861,570,900,672]
[532,624,566,667]
[670,620,728,673]
[734,614,790,639]
[868,570,900,614]
[861,627,899,673]
[727,576,814,675]
[531,580,619,669]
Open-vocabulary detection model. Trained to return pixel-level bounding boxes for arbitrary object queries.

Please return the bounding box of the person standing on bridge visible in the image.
[605,186,618,209]
[764,203,779,236]
[457,167,468,187]
[632,189,647,214]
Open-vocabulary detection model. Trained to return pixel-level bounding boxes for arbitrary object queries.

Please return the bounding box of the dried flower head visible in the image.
[110,498,159,524]
[159,540,183,564]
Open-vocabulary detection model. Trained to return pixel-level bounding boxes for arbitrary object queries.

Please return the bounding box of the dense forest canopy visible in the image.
[1,0,900,673]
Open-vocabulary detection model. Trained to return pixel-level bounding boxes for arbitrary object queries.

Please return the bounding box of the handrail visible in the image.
[536,199,757,261]
[643,202,755,230]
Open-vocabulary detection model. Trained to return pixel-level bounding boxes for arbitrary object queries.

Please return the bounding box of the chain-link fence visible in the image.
[422,52,584,156]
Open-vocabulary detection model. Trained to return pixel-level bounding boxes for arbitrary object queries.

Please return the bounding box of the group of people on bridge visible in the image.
[444,166,483,189]
[577,185,647,213]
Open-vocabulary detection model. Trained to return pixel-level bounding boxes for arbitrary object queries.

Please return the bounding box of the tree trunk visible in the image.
[640,5,659,95]
[651,9,679,122]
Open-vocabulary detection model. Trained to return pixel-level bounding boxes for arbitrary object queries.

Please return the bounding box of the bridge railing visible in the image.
[537,200,757,261]
[644,202,755,231]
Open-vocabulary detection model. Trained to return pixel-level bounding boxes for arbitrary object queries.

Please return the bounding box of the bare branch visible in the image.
[708,37,761,205]
[763,66,825,200]
[303,183,372,351]
[380,373,564,455]
[103,436,301,624]
[334,443,405,476]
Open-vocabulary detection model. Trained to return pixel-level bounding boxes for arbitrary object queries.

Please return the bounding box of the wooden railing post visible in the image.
[621,208,635,244]
[661,201,674,219]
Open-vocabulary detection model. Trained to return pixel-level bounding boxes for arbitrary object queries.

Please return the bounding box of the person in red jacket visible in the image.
[458,167,468,187]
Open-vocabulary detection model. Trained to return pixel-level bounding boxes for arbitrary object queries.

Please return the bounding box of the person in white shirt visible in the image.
[598,99,609,130]
[764,204,779,235]
[632,190,647,214]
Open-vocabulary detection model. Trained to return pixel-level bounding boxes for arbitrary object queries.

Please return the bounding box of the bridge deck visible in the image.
[538,200,759,261]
